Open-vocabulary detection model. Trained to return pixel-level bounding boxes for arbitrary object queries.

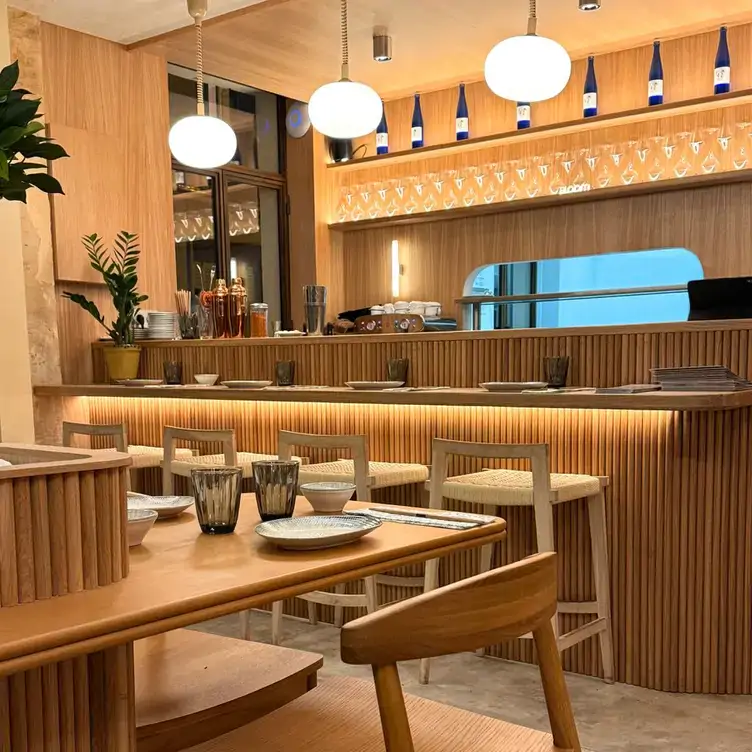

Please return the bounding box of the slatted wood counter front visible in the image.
[90,320,752,388]
[35,382,752,695]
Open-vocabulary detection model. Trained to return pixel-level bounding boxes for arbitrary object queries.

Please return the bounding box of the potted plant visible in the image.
[0,60,67,201]
[63,232,148,381]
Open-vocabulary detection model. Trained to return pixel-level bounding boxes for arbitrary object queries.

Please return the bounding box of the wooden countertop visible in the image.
[89,318,752,349]
[35,384,752,412]
[0,499,507,675]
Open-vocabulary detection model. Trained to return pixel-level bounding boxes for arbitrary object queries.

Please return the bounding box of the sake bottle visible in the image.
[648,41,664,106]
[411,93,424,149]
[583,55,598,117]
[376,106,388,155]
[714,26,731,95]
[516,102,531,130]
[456,83,469,140]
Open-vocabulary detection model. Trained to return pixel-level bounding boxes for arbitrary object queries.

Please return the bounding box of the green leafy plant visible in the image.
[0,60,67,202]
[62,232,148,346]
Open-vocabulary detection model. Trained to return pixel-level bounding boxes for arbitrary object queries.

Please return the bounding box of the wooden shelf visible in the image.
[34,384,752,412]
[328,168,752,231]
[327,88,752,173]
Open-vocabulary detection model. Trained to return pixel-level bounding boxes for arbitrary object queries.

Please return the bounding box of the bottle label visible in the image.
[516,104,531,122]
[583,92,597,110]
[455,117,469,135]
[376,133,388,148]
[648,79,663,96]
[411,126,423,143]
[715,66,731,85]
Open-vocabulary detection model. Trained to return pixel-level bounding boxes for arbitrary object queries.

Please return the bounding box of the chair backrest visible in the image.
[430,438,553,552]
[162,426,237,495]
[62,421,128,452]
[278,430,370,500]
[341,552,580,752]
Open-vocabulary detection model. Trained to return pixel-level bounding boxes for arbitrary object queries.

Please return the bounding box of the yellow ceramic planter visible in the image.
[103,346,141,382]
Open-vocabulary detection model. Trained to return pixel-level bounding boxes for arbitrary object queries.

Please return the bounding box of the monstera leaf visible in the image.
[0,60,68,203]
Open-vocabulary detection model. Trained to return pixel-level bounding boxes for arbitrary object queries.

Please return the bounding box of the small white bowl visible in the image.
[300,482,356,514]
[194,373,219,386]
[127,508,158,547]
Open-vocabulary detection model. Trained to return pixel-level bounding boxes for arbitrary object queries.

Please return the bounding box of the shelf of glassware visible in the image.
[329,113,752,231]
[327,87,752,173]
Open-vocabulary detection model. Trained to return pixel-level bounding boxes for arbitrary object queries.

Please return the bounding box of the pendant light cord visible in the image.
[195,17,205,115]
[340,0,350,80]
[527,0,538,35]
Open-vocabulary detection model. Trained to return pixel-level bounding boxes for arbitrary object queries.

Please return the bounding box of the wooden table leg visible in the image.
[0,643,137,751]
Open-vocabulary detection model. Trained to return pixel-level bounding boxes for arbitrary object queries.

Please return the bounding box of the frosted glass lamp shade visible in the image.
[485,34,572,103]
[168,114,238,169]
[308,80,383,139]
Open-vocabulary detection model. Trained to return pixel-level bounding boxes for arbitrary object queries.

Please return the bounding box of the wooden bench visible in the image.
[135,629,323,752]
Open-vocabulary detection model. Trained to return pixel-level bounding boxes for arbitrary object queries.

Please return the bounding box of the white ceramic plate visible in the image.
[255,515,381,551]
[480,382,548,392]
[127,492,194,519]
[116,379,164,386]
[345,381,405,390]
[221,380,273,389]
[127,508,158,547]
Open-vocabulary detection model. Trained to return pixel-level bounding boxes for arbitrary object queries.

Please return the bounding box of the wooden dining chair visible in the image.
[273,431,376,643]
[185,552,582,752]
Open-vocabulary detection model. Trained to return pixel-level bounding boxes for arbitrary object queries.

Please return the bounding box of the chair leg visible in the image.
[307,600,319,625]
[587,492,615,683]
[532,498,558,640]
[333,584,346,627]
[239,610,252,641]
[364,576,378,613]
[373,664,415,752]
[418,558,440,685]
[271,601,283,645]
[476,543,495,656]
[533,619,582,752]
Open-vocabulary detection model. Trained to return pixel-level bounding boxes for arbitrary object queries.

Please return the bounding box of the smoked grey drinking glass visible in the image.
[275,360,295,386]
[191,467,243,534]
[543,356,570,388]
[386,358,409,384]
[253,460,299,522]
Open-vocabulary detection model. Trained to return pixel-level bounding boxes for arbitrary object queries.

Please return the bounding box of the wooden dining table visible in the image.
[0,496,506,751]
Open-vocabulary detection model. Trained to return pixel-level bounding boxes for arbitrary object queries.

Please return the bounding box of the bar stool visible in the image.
[161,426,285,495]
[62,421,193,490]
[272,431,380,645]
[419,438,614,685]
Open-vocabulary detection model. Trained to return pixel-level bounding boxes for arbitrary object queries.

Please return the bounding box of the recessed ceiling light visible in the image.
[579,0,601,10]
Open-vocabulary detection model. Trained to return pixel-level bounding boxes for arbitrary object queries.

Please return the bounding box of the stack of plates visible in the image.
[650,365,752,392]
[145,311,178,340]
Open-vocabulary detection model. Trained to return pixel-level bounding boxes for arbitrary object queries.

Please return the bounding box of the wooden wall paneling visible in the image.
[337,180,752,314]
[86,393,752,694]
[40,22,176,383]
[286,127,318,327]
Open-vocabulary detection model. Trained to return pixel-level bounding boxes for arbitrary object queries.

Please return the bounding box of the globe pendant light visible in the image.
[308,0,383,140]
[169,0,237,169]
[484,0,571,103]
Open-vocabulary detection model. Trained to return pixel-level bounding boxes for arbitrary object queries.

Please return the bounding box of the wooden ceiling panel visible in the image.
[135,0,752,101]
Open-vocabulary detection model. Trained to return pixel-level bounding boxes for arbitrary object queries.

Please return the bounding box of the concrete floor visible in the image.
[195,611,752,752]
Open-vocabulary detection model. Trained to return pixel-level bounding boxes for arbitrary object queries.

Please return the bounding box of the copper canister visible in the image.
[211,278,229,339]
[228,277,248,338]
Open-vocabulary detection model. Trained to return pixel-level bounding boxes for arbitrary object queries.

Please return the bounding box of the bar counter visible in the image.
[36,373,752,696]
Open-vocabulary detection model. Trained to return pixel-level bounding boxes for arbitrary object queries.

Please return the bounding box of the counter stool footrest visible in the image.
[375,574,425,588]
[557,600,599,614]
[557,617,607,653]
[298,591,368,608]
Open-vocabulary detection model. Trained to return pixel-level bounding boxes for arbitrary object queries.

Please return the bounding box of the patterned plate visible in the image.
[345,381,404,390]
[255,515,381,551]
[127,492,194,519]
